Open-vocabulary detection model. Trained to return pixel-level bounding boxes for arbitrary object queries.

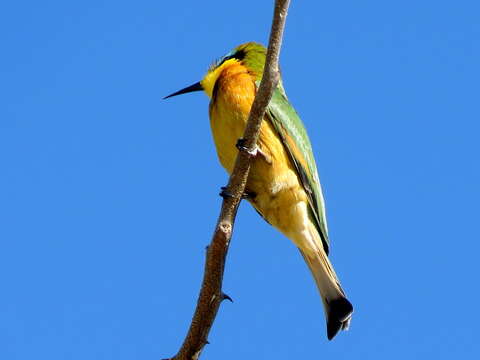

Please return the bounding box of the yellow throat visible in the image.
[200,58,240,98]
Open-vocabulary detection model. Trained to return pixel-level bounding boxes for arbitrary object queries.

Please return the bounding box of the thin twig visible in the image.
[168,1,291,359]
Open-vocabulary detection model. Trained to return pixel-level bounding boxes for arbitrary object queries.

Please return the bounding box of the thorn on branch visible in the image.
[222,292,233,303]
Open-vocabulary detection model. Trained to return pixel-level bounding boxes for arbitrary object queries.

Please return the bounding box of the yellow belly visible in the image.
[208,63,309,239]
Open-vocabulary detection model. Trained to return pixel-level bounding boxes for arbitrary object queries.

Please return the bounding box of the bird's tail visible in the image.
[299,245,353,340]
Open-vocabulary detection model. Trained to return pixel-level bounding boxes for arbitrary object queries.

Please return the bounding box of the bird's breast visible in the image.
[208,64,307,233]
[209,64,256,172]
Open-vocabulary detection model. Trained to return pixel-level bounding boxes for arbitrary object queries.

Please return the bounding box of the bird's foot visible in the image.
[219,186,256,200]
[236,138,272,164]
[235,138,256,155]
[219,186,233,199]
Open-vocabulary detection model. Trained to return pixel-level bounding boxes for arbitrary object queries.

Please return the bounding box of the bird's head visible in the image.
[164,42,267,100]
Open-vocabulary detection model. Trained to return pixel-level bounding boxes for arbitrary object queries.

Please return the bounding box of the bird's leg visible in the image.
[219,186,256,200]
[243,190,257,200]
[236,138,272,164]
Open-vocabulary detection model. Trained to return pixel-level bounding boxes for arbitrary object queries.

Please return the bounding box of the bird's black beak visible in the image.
[163,81,203,99]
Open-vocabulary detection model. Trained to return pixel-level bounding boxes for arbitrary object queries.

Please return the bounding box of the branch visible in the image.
[167,1,291,359]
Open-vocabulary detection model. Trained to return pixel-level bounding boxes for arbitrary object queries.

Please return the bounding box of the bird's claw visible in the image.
[236,138,258,156]
[219,186,256,200]
[236,138,272,164]
[219,186,233,199]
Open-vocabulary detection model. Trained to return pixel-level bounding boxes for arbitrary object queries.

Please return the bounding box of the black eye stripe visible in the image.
[217,55,234,67]
[233,49,246,61]
[215,49,246,68]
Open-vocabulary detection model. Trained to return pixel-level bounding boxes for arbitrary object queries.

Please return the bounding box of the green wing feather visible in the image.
[263,82,330,254]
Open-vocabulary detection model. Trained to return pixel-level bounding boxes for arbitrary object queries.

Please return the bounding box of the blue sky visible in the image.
[1,1,479,359]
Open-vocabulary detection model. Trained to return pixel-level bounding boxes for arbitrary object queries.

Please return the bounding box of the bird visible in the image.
[164,42,353,340]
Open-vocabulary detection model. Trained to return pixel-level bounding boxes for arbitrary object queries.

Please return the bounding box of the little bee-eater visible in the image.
[165,42,353,340]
